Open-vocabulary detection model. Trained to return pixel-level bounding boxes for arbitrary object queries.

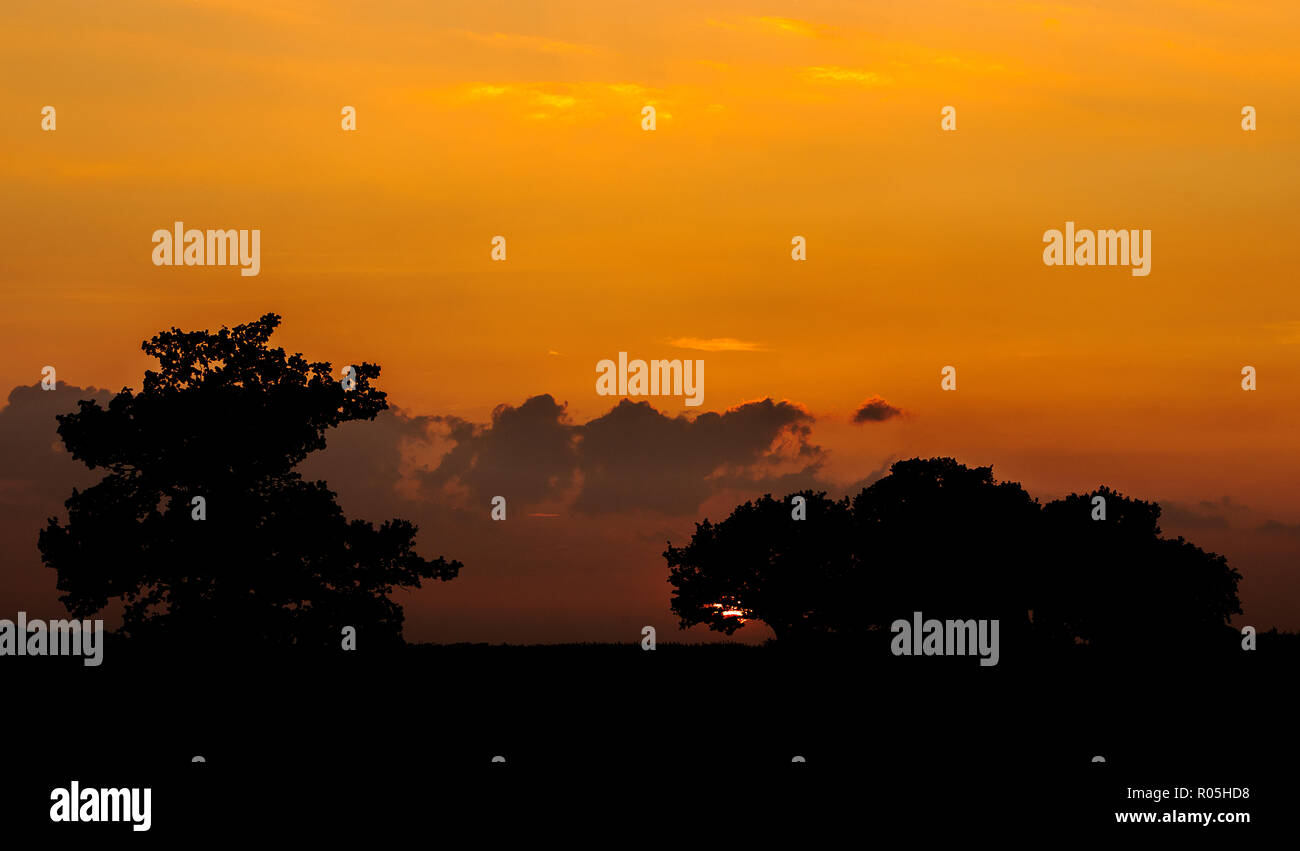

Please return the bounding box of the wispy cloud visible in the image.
[534,93,577,109]
[666,337,766,352]
[754,17,837,39]
[800,66,893,86]
[463,84,509,99]
[1259,520,1300,538]
[448,80,670,121]
[708,16,838,39]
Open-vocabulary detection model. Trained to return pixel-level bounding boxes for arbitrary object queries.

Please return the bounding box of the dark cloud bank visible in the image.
[387,394,830,517]
[5,383,1298,637]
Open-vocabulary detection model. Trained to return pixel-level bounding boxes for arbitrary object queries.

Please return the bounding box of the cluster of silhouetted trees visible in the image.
[665,458,1243,657]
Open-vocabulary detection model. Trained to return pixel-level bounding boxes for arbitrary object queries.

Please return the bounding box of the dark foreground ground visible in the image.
[4,636,1296,838]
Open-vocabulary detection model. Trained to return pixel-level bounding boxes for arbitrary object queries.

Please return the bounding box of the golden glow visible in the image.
[2,1,1300,634]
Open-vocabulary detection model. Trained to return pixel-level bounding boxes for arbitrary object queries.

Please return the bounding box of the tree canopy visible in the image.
[38,313,461,652]
[665,458,1242,654]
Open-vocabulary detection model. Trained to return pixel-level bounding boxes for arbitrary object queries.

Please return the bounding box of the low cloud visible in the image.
[408,394,825,516]
[0,381,112,613]
[1257,520,1300,539]
[574,397,822,514]
[852,395,903,424]
[421,395,579,508]
[1158,495,1251,533]
[0,382,111,506]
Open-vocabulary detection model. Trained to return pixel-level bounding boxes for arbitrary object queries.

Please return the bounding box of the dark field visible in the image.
[5,636,1295,836]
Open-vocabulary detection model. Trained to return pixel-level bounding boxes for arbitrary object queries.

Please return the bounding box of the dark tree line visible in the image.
[33,314,1244,658]
[664,458,1243,654]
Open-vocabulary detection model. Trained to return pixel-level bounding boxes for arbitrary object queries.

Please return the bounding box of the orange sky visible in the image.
[2,1,1299,636]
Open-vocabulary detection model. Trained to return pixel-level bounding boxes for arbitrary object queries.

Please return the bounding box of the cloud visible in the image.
[297,404,436,521]
[607,83,650,97]
[754,17,836,38]
[0,381,112,613]
[1257,520,1300,539]
[1159,501,1230,531]
[421,395,580,508]
[708,16,837,39]
[800,66,893,86]
[448,80,669,123]
[843,457,896,496]
[463,84,509,99]
[573,398,822,514]
[1157,495,1251,533]
[852,396,904,424]
[534,93,577,109]
[0,382,111,506]
[404,394,825,516]
[0,380,831,610]
[666,337,766,352]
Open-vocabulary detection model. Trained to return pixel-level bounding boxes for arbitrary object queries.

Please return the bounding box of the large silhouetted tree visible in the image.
[664,490,855,642]
[1035,487,1242,651]
[848,457,1043,654]
[38,314,461,652]
[666,458,1241,655]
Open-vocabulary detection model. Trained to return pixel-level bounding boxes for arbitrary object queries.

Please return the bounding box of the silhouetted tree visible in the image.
[666,459,1242,656]
[1036,487,1242,651]
[849,458,1041,653]
[38,314,461,652]
[665,491,854,643]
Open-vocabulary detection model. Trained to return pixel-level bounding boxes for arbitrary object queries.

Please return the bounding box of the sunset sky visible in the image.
[2,0,1299,640]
